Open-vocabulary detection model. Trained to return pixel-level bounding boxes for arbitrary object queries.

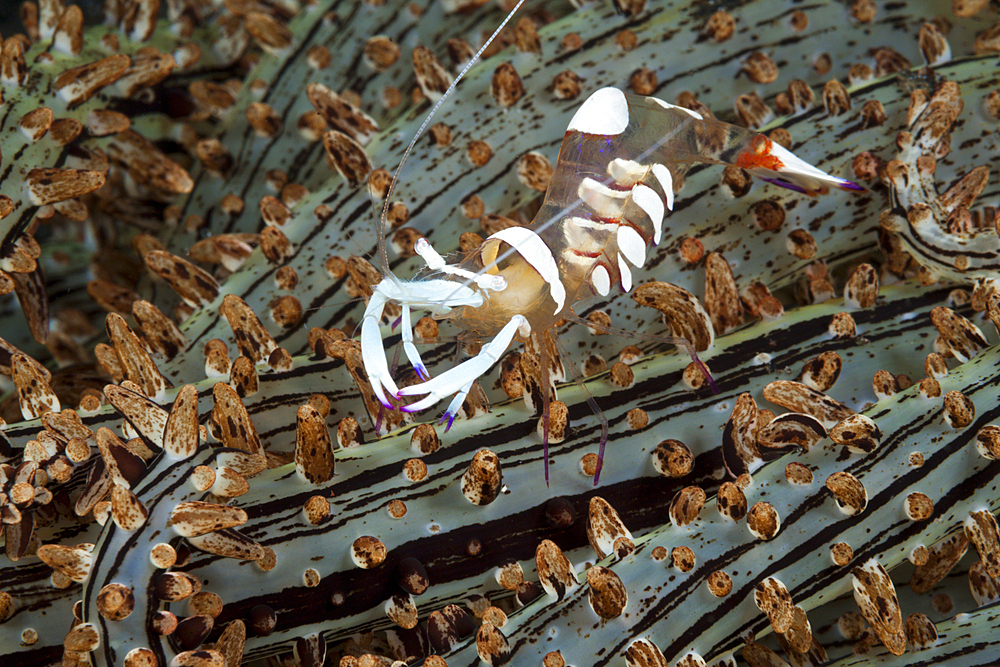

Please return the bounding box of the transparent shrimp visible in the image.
[362,87,862,484]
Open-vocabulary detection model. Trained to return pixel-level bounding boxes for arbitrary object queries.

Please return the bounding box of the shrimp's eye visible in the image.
[736,135,784,172]
[750,134,771,155]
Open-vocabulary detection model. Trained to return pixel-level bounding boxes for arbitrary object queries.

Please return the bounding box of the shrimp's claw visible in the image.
[399,315,529,423]
[738,135,865,195]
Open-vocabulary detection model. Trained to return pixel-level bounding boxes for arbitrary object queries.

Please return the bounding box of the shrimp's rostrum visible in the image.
[361,87,861,469]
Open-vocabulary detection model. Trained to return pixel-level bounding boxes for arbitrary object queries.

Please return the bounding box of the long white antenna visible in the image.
[377,0,528,283]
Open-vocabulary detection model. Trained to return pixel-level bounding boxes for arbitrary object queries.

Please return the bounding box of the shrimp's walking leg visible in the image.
[360,290,401,408]
[400,305,430,380]
[399,315,531,420]
[539,336,553,486]
[440,379,475,431]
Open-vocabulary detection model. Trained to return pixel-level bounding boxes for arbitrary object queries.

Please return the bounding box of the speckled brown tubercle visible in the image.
[943,389,976,427]
[384,592,418,629]
[631,282,713,352]
[412,45,450,100]
[95,426,145,488]
[410,423,440,455]
[106,313,170,401]
[36,543,94,583]
[260,226,293,264]
[516,152,553,192]
[154,572,198,602]
[778,605,814,655]
[323,130,371,188]
[763,380,855,428]
[798,351,842,392]
[106,129,193,194]
[716,481,747,522]
[844,263,879,308]
[351,535,387,570]
[669,486,705,528]
[220,295,278,363]
[211,382,265,457]
[24,167,105,207]
[110,484,148,530]
[163,385,199,459]
[132,300,185,360]
[537,401,568,443]
[145,250,219,308]
[976,425,1000,459]
[536,539,578,600]
[754,577,794,633]
[702,253,743,334]
[211,621,246,667]
[244,11,292,54]
[169,501,248,537]
[825,471,868,516]
[827,414,881,454]
[475,621,510,666]
[294,404,335,484]
[587,496,633,559]
[51,53,129,107]
[965,510,1000,579]
[587,565,627,619]
[12,354,60,419]
[209,467,248,499]
[491,62,523,108]
[169,648,224,667]
[63,621,100,653]
[462,449,502,506]
[651,439,693,478]
[95,583,134,621]
[747,502,780,541]
[229,357,258,397]
[932,307,989,361]
[188,528,264,562]
[757,412,826,453]
[851,559,905,655]
[624,638,669,667]
[722,393,761,477]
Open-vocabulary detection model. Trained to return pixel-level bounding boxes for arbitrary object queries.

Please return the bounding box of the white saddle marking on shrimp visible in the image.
[568,87,630,136]
[487,227,566,314]
[617,226,646,267]
[565,215,617,234]
[647,95,704,120]
[591,264,611,296]
[651,163,674,213]
[579,177,630,220]
[618,254,633,292]
[631,183,665,244]
[608,158,646,187]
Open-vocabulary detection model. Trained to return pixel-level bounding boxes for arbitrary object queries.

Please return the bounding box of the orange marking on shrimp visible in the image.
[735,135,785,172]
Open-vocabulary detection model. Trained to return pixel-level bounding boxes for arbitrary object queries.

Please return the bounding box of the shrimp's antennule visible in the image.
[375,0,527,285]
